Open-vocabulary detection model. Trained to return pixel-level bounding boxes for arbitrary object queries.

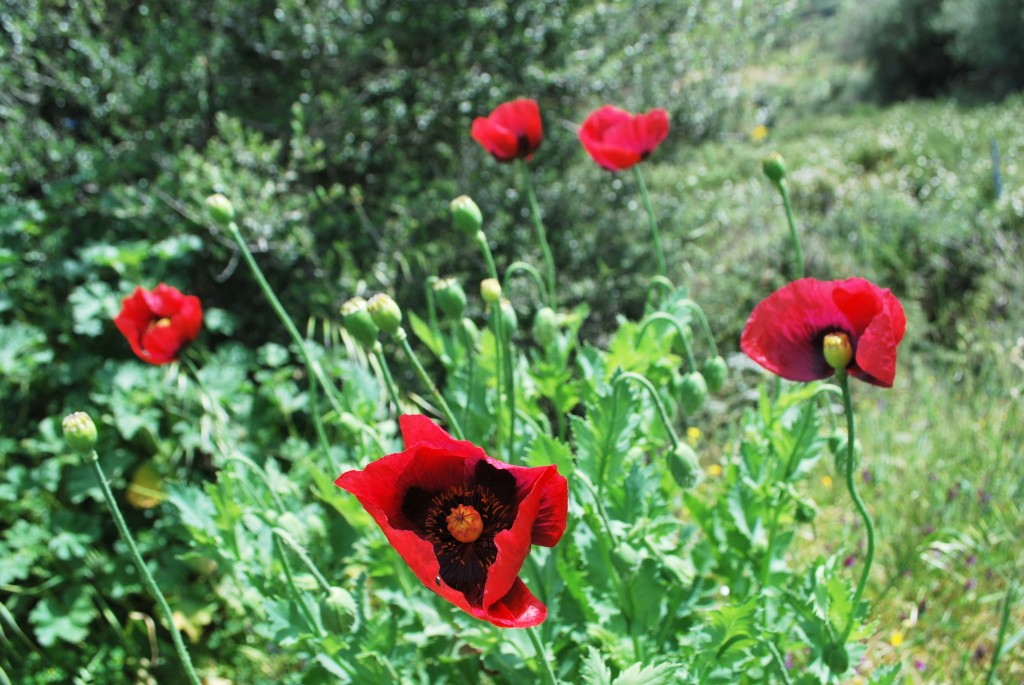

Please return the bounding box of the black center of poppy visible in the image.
[400,460,518,605]
[517,133,532,157]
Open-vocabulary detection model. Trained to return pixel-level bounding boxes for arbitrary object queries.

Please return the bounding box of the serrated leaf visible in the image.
[613,661,679,685]
[867,663,902,684]
[526,433,574,477]
[707,597,758,658]
[580,647,614,685]
[29,592,96,648]
[571,384,641,484]
[166,483,218,542]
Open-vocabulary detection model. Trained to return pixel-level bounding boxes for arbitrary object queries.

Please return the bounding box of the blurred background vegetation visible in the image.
[2,0,1022,682]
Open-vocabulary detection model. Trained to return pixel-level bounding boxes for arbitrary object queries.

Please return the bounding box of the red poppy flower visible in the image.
[578,105,670,171]
[335,415,568,628]
[471,98,543,163]
[114,284,203,365]
[741,277,906,387]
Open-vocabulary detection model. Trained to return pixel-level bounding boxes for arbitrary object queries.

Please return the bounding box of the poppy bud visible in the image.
[677,372,708,415]
[340,297,379,349]
[702,355,728,393]
[460,317,480,342]
[319,586,359,634]
[823,332,853,371]
[500,299,518,334]
[450,195,483,235]
[433,278,467,320]
[667,443,701,489]
[367,294,402,336]
[205,193,236,226]
[823,642,849,676]
[62,411,98,454]
[480,278,502,305]
[532,307,558,348]
[762,152,787,186]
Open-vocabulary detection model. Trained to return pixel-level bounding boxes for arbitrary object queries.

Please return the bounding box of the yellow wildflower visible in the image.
[890,631,904,647]
[686,426,702,445]
[707,463,723,477]
[821,475,833,489]
[751,124,769,143]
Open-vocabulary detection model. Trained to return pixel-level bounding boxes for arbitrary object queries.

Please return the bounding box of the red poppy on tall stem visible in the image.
[471,98,543,163]
[741,277,906,387]
[335,415,568,628]
[578,105,670,171]
[114,284,203,365]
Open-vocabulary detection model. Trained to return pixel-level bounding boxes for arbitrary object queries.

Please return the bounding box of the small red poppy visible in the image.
[335,415,568,628]
[114,284,203,365]
[741,277,906,387]
[578,105,670,171]
[471,98,543,163]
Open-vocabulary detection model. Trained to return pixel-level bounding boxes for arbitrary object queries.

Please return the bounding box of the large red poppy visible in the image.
[471,98,543,163]
[578,105,670,171]
[741,277,906,387]
[335,415,568,628]
[114,284,203,365]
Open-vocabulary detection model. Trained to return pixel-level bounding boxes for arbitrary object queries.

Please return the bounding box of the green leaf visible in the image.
[571,383,641,485]
[706,597,758,659]
[29,592,96,648]
[613,661,679,685]
[408,311,445,361]
[526,433,574,478]
[580,647,613,685]
[867,663,903,684]
[68,279,118,337]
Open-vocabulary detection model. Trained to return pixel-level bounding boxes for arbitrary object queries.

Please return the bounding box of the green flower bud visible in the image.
[532,307,559,348]
[450,195,483,235]
[667,442,701,489]
[499,299,518,334]
[340,297,379,349]
[433,278,467,320]
[762,152,787,186]
[823,332,853,371]
[480,278,502,305]
[319,586,359,634]
[62,412,98,454]
[677,372,708,415]
[205,193,236,226]
[459,317,480,344]
[822,642,849,676]
[367,294,402,336]
[702,355,728,393]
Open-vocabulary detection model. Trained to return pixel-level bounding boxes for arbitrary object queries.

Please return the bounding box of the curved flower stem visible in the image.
[272,528,332,595]
[273,534,322,637]
[837,372,874,645]
[985,582,1016,685]
[475,230,500,282]
[86,451,202,685]
[224,453,288,515]
[613,372,680,449]
[637,312,698,371]
[633,166,666,278]
[676,299,719,357]
[777,180,804,280]
[394,327,465,440]
[645,275,674,309]
[226,222,333,462]
[504,261,550,307]
[525,625,559,685]
[372,343,404,413]
[518,161,557,309]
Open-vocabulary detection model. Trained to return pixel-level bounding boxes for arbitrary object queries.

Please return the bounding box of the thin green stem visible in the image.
[637,312,698,371]
[476,231,500,282]
[778,181,804,280]
[677,299,718,356]
[504,261,549,307]
[459,324,476,433]
[395,328,465,440]
[985,583,1016,685]
[272,528,332,595]
[273,535,322,637]
[489,308,506,455]
[633,166,666,277]
[372,343,404,413]
[525,626,559,685]
[227,222,333,462]
[838,373,874,645]
[613,372,680,448]
[500,306,517,463]
[518,161,556,308]
[645,275,674,309]
[87,452,202,685]
[224,453,288,515]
